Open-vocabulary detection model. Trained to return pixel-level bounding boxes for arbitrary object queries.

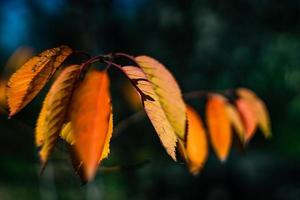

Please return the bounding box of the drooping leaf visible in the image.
[61,110,113,160]
[206,94,232,162]
[69,70,112,182]
[121,66,178,161]
[185,105,208,174]
[7,45,72,117]
[135,56,186,140]
[235,99,257,143]
[36,65,80,164]
[237,88,271,138]
[60,122,75,145]
[225,103,245,142]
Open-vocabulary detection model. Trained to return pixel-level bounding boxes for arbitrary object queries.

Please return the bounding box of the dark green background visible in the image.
[0,0,300,199]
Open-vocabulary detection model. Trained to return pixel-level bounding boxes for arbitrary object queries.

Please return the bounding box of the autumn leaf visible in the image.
[237,88,271,139]
[206,94,232,162]
[7,45,72,117]
[35,65,80,164]
[225,103,245,142]
[61,110,113,160]
[60,122,75,145]
[69,70,112,182]
[121,66,178,160]
[235,99,257,143]
[135,56,186,140]
[184,105,208,174]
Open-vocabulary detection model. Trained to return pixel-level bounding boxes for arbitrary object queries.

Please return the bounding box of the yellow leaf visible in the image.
[225,103,245,142]
[100,110,113,160]
[185,105,208,174]
[69,70,112,182]
[7,45,72,117]
[237,88,271,139]
[135,56,186,140]
[36,65,80,164]
[206,94,232,162]
[60,122,75,145]
[122,66,178,161]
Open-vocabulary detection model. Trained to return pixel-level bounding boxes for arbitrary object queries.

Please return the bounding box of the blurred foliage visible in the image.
[0,0,300,199]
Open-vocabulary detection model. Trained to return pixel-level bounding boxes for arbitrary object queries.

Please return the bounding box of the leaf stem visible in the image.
[114,52,136,62]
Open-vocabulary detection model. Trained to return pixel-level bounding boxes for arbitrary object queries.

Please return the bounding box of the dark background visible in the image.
[0,0,300,199]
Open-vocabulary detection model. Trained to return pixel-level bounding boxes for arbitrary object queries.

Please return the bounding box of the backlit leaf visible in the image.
[60,122,75,145]
[36,65,80,164]
[122,66,178,160]
[237,88,271,138]
[185,105,208,174]
[206,94,231,162]
[225,103,245,142]
[7,45,72,117]
[61,111,113,160]
[235,99,257,143]
[69,70,112,182]
[135,56,186,140]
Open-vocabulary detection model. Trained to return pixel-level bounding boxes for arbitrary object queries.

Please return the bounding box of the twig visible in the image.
[99,159,150,173]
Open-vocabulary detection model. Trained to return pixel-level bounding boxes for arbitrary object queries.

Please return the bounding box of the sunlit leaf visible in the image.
[135,56,186,140]
[122,66,178,160]
[185,105,208,174]
[36,65,80,164]
[60,122,75,145]
[7,45,72,117]
[235,99,257,143]
[69,70,112,182]
[237,88,271,139]
[206,94,232,162]
[225,103,245,142]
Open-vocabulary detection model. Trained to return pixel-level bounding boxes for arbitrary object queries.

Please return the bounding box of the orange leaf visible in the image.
[225,103,245,142]
[35,65,80,164]
[122,66,178,160]
[206,94,232,162]
[135,56,186,140]
[237,88,271,138]
[69,70,112,182]
[185,105,208,174]
[235,99,257,143]
[6,46,72,117]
